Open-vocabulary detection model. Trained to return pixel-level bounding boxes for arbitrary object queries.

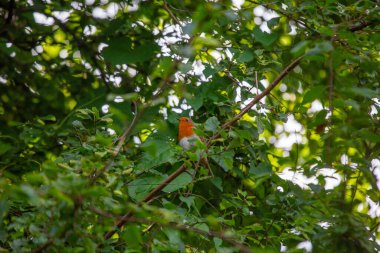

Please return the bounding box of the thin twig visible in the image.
[349,20,379,32]
[326,30,336,165]
[224,70,241,86]
[90,206,120,219]
[255,71,259,94]
[163,0,181,26]
[328,54,334,116]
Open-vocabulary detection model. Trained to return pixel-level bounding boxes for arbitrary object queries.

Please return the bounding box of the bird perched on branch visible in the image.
[178,117,212,176]
[178,117,199,150]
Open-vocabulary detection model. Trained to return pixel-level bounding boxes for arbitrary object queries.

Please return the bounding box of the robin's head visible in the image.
[178,117,195,140]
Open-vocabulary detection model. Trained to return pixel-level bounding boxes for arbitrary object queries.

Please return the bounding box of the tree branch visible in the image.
[5,0,15,25]
[163,0,181,26]
[349,20,379,32]
[326,50,334,165]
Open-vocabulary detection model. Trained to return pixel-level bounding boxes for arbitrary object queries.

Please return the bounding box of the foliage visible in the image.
[0,0,379,252]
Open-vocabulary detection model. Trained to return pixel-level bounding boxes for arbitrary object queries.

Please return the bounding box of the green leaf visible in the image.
[0,200,9,220]
[83,238,97,253]
[309,183,322,193]
[20,184,41,205]
[249,223,264,231]
[306,41,333,55]
[179,62,193,74]
[152,57,173,78]
[102,38,159,65]
[291,41,310,56]
[163,173,192,193]
[249,163,272,178]
[256,117,264,134]
[213,237,223,248]
[92,107,99,119]
[318,26,334,36]
[204,64,218,78]
[211,177,223,191]
[193,36,221,48]
[0,141,12,155]
[348,87,378,98]
[253,27,279,46]
[164,229,184,250]
[72,120,85,129]
[267,18,280,29]
[302,86,325,104]
[187,96,203,111]
[211,150,234,172]
[138,137,177,170]
[179,195,195,209]
[309,110,328,128]
[357,129,380,143]
[194,223,209,233]
[205,116,220,133]
[39,114,56,121]
[128,176,165,202]
[121,225,142,250]
[237,50,254,63]
[344,99,360,111]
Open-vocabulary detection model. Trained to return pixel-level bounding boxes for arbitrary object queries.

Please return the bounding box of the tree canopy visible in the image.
[0,0,379,252]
